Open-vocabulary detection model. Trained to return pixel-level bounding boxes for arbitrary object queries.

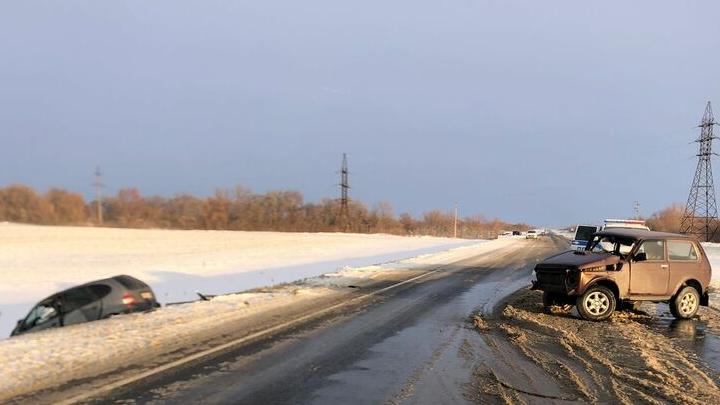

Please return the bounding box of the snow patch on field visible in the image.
[0,223,478,336]
[0,237,516,401]
[701,243,720,310]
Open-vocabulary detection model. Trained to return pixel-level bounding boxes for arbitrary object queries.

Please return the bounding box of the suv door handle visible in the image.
[660,264,669,269]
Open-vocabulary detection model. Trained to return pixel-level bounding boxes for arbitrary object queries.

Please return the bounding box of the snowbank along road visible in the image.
[0,222,479,337]
[10,235,720,404]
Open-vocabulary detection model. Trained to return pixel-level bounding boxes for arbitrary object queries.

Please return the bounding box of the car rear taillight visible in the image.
[122,293,136,306]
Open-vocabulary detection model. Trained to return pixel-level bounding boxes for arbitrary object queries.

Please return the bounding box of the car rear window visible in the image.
[114,275,149,290]
[668,241,698,261]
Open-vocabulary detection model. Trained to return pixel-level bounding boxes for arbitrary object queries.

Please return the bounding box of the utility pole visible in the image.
[93,166,104,224]
[454,202,458,238]
[680,101,719,242]
[339,153,350,231]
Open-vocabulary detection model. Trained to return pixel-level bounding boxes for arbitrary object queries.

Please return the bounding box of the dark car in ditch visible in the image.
[11,275,159,337]
[532,229,711,321]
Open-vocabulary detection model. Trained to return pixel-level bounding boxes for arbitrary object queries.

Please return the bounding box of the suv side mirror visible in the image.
[633,252,647,262]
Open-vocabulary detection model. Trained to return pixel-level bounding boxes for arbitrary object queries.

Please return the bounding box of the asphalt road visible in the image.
[82,237,566,405]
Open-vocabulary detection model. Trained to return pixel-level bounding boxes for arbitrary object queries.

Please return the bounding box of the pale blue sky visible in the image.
[1,1,719,226]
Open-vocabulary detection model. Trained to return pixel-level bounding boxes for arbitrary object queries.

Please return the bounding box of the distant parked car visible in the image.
[11,275,159,337]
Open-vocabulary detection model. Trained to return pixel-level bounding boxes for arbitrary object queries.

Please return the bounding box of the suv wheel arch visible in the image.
[584,278,620,302]
[681,279,704,296]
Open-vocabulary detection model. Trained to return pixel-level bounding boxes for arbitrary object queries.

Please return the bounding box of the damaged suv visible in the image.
[533,229,711,321]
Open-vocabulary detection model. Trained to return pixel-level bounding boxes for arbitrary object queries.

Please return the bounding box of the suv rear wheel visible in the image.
[577,285,616,321]
[669,286,700,319]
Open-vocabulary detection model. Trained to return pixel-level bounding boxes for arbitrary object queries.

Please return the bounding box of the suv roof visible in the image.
[593,228,695,241]
[46,274,146,299]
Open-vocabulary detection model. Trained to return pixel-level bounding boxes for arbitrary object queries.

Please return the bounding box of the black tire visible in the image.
[669,286,700,319]
[576,285,616,321]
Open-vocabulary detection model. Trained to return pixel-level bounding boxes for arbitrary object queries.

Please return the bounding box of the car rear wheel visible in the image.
[577,285,616,321]
[669,286,700,319]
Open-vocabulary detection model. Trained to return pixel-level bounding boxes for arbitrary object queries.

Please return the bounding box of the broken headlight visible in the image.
[565,268,579,285]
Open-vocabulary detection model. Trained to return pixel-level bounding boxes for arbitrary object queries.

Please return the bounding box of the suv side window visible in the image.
[635,240,665,261]
[88,284,112,300]
[62,287,97,312]
[668,240,699,261]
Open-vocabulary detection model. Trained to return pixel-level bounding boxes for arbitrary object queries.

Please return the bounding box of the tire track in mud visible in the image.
[468,289,720,404]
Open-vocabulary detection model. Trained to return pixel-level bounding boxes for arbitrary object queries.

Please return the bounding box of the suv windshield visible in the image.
[23,299,58,328]
[585,235,636,256]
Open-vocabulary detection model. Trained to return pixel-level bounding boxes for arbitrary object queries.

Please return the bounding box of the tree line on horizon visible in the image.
[0,184,531,239]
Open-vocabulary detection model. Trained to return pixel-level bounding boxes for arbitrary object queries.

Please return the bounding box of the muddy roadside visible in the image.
[467,288,720,404]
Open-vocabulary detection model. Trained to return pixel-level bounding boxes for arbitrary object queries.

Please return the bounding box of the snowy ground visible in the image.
[701,243,720,310]
[0,223,484,337]
[0,235,519,401]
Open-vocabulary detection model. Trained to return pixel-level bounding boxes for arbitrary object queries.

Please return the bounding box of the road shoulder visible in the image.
[467,288,720,404]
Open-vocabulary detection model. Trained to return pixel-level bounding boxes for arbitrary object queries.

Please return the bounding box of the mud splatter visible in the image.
[468,289,720,404]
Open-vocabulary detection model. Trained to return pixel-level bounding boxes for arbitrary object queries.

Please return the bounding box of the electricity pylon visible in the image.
[339,153,350,231]
[680,102,719,242]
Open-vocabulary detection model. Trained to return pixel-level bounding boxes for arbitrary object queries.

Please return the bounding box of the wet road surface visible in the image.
[87,237,566,404]
[641,303,720,374]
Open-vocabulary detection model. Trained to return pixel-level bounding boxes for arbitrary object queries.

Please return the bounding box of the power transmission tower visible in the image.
[93,166,105,224]
[680,102,719,242]
[633,201,640,219]
[339,153,350,231]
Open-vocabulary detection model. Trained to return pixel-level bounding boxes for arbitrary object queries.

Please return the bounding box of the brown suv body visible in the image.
[533,229,711,320]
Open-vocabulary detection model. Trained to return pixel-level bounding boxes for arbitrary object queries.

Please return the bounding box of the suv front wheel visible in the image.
[577,285,616,321]
[669,286,700,319]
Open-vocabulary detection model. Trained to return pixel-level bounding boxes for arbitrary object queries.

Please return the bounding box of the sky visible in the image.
[1,1,719,227]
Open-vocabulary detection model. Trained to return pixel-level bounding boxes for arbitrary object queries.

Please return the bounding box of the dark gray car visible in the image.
[11,275,159,337]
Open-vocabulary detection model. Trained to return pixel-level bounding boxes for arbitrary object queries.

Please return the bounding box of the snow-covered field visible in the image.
[0,223,480,337]
[701,243,720,310]
[0,229,517,401]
